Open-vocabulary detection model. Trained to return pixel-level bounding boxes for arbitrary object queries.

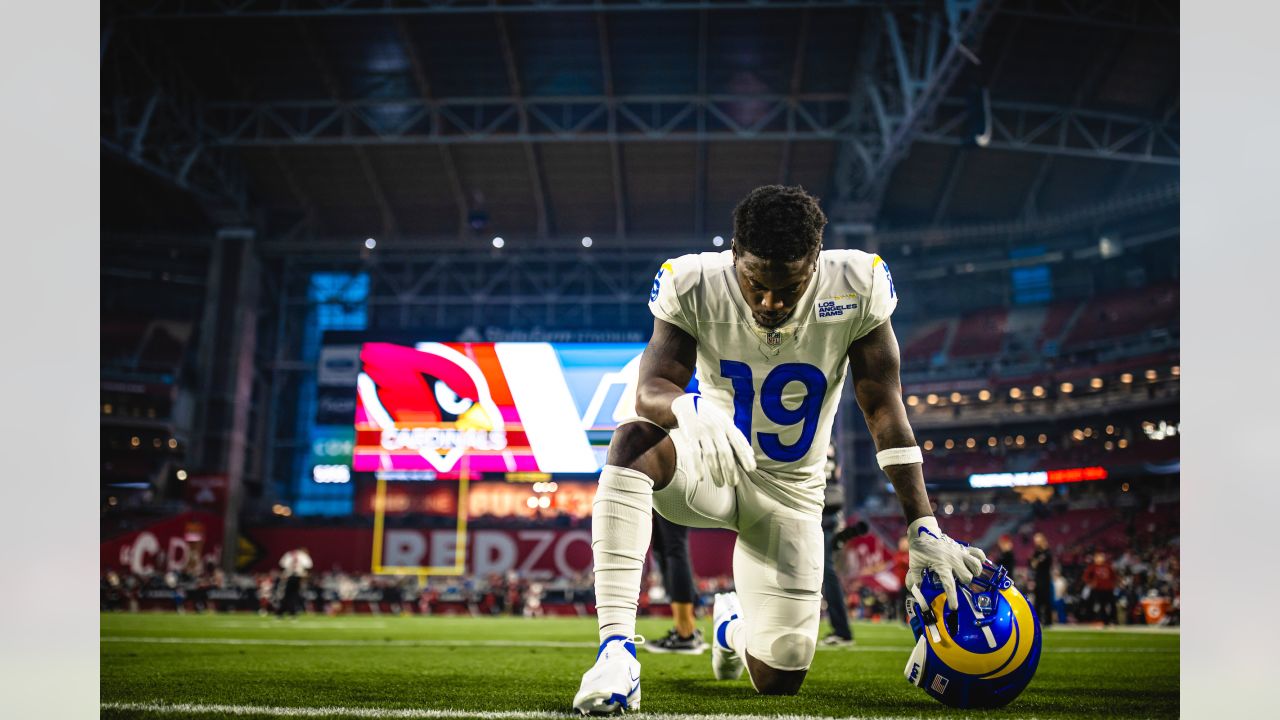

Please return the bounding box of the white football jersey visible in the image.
[648,249,897,512]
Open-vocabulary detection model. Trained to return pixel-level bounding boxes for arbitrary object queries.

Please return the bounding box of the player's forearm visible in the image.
[635,377,687,428]
[862,394,932,523]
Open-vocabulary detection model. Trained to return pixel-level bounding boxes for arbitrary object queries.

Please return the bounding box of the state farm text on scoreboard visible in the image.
[353,341,649,478]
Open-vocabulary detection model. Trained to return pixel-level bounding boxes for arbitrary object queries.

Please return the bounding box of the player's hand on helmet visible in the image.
[670,393,756,486]
[905,516,987,611]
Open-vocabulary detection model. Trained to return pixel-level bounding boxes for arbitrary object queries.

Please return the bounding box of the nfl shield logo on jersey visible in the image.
[765,331,782,347]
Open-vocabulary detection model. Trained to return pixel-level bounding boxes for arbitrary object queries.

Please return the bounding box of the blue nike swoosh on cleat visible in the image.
[917,527,938,539]
[629,669,639,683]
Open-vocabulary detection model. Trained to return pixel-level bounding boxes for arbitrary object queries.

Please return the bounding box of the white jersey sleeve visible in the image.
[647,254,704,336]
[842,252,899,345]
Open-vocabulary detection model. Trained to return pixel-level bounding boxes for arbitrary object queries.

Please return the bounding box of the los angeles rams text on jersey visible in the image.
[648,249,897,512]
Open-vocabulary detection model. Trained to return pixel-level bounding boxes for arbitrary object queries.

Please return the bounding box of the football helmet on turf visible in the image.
[903,561,1041,709]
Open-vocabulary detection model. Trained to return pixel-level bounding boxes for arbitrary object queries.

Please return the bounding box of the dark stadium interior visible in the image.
[102,0,1178,631]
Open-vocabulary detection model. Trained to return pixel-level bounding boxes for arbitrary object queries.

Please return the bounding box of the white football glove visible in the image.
[905,516,988,611]
[670,393,757,487]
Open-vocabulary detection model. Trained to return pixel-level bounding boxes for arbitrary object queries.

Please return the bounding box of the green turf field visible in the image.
[100,612,1178,719]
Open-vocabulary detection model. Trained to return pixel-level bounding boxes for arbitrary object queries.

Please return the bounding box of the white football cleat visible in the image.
[711,592,746,681]
[572,635,643,715]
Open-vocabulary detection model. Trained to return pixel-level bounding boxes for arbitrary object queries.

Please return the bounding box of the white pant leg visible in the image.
[730,478,823,672]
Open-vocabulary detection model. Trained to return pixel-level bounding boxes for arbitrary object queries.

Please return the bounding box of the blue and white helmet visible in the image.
[903,561,1042,708]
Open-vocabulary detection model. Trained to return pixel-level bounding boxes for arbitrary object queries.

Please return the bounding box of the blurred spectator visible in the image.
[1029,532,1054,626]
[1082,551,1118,625]
[994,534,1017,573]
[277,546,313,618]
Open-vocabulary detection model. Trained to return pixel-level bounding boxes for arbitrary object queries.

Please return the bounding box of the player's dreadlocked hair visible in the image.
[732,185,827,262]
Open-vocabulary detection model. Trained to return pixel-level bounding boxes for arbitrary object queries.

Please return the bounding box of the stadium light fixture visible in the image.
[1120,372,1134,384]
[943,504,954,515]
[130,436,140,447]
[1038,434,1048,444]
[926,393,939,405]
[950,392,962,403]
[1105,441,1115,451]
[108,496,117,506]
[167,438,178,449]
[923,440,934,451]
[1015,435,1026,446]
[1090,377,1104,389]
[1105,425,1115,435]
[988,437,998,447]
[1118,438,1129,449]
[492,237,505,248]
[978,389,991,401]
[907,395,919,406]
[1122,483,1130,492]
[364,237,377,250]
[966,437,976,449]
[1060,382,1074,394]
[944,439,955,450]
[1009,387,1022,399]
[1032,385,1045,398]
[103,403,113,414]
[1145,369,1158,381]
[581,236,593,248]
[176,469,187,481]
[1171,365,1180,377]
[713,235,725,247]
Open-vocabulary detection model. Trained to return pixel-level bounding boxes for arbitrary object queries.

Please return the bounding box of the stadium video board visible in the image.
[353,341,652,478]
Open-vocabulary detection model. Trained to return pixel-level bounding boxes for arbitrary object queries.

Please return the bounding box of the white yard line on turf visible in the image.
[98,701,971,720]
[99,636,1174,653]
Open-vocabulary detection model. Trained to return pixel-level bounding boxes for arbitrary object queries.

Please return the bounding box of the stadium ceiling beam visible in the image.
[297,19,402,239]
[997,0,1179,33]
[829,0,998,227]
[395,19,471,240]
[779,7,811,186]
[495,14,553,239]
[203,93,859,145]
[596,12,627,240]
[128,0,916,19]
[915,98,1180,166]
[100,27,249,221]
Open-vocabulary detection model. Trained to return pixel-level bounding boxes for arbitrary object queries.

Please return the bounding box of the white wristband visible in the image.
[877,446,923,469]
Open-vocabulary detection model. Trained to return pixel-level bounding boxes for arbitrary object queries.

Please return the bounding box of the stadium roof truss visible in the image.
[105,0,1179,241]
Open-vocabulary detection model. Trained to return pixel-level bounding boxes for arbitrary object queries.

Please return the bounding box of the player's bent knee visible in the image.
[605,422,676,488]
[768,631,816,672]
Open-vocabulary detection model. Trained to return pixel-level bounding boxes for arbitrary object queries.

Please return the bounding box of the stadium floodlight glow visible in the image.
[944,439,955,449]
[1009,387,1022,399]
[978,389,991,401]
[926,393,939,405]
[1171,365,1180,377]
[1145,368,1158,381]
[713,235,725,247]
[1032,385,1045,398]
[950,392,962,403]
[581,236,593,248]
[923,440,934,451]
[1120,372,1134,384]
[943,504,954,515]
[365,237,377,250]
[176,469,188,481]
[1038,433,1048,444]
[1090,377,1104,389]
[1059,382,1073,393]
[492,237,505,248]
[907,395,919,406]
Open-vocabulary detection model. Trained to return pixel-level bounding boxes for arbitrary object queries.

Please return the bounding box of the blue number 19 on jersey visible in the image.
[719,360,828,463]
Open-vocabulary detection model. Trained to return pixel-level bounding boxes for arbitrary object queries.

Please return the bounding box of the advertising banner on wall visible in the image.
[353,342,649,478]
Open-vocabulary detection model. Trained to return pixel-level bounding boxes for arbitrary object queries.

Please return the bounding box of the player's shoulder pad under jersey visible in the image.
[647,251,729,336]
[815,249,898,343]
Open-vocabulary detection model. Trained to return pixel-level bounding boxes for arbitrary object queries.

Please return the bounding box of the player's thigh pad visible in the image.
[733,497,823,671]
[639,421,736,529]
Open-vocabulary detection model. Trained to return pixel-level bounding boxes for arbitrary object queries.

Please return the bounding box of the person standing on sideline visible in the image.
[1082,551,1118,625]
[277,547,313,618]
[819,445,854,646]
[646,513,708,653]
[1028,532,1054,626]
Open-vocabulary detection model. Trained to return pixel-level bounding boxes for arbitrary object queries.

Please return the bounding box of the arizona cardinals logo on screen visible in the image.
[356,342,507,472]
